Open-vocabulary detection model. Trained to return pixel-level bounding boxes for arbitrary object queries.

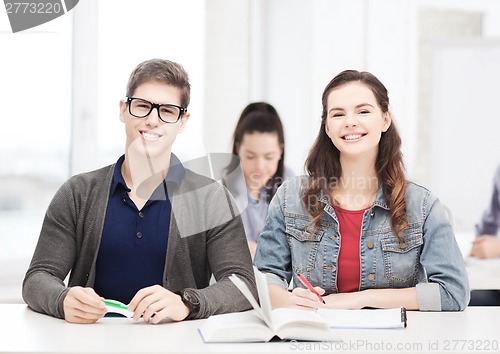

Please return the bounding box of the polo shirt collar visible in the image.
[110,154,186,195]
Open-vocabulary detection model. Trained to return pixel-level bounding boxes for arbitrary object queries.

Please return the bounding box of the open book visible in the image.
[200,267,408,342]
[199,267,339,342]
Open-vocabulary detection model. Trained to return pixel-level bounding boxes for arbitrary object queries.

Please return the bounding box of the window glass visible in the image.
[97,0,206,166]
[0,0,206,303]
[0,12,72,302]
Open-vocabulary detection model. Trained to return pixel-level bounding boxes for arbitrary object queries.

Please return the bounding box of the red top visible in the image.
[334,206,368,293]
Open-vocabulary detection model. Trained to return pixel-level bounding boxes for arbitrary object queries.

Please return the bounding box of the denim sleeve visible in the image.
[475,164,500,237]
[254,182,293,288]
[419,194,470,311]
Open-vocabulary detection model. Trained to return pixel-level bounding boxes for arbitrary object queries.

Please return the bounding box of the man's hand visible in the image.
[63,286,107,324]
[128,285,190,324]
[470,235,500,259]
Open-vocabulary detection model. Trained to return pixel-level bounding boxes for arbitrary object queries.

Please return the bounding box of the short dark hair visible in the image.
[125,58,191,108]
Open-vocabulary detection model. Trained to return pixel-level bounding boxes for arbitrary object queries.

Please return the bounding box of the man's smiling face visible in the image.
[119,80,189,159]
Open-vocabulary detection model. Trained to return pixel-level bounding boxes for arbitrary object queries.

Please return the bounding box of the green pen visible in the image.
[103,299,134,318]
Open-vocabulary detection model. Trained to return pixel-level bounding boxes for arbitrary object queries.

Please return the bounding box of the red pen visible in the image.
[297,273,326,304]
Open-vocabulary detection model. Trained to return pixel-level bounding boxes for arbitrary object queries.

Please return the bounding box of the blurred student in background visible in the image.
[227,102,293,260]
[469,162,500,306]
[254,70,469,311]
[472,162,500,259]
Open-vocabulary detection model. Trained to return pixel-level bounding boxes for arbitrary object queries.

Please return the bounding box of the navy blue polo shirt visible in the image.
[93,154,185,304]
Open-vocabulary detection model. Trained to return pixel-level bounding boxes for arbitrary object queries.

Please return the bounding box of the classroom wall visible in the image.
[203,0,500,232]
[428,38,500,232]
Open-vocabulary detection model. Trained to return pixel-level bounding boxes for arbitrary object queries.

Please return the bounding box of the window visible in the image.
[0,0,206,303]
[95,0,206,167]
[0,11,72,302]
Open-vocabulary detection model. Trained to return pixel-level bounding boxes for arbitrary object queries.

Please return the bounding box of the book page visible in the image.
[271,308,335,341]
[317,307,406,329]
[229,273,273,328]
[229,268,341,342]
[230,267,320,331]
[271,308,332,340]
[252,266,274,323]
[198,311,275,343]
[271,307,330,329]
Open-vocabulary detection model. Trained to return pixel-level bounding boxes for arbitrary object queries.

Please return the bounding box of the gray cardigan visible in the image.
[22,164,256,320]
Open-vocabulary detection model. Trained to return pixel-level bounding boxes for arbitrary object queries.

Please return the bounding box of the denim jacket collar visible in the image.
[317,186,391,211]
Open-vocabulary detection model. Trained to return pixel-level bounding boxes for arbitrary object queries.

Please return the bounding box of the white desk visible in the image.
[1,304,499,354]
[465,257,500,290]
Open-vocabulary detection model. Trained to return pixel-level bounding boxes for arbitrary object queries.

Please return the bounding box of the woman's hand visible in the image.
[322,291,365,309]
[269,284,325,309]
[128,285,190,324]
[63,286,107,324]
[323,288,419,310]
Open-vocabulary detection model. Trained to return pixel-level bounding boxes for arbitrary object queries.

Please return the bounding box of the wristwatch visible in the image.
[179,289,200,317]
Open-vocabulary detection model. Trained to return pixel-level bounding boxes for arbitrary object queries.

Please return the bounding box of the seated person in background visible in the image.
[22,58,256,324]
[254,70,469,311]
[472,162,500,259]
[469,162,500,306]
[228,102,293,260]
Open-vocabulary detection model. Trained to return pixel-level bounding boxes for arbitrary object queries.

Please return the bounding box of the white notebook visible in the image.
[317,307,407,329]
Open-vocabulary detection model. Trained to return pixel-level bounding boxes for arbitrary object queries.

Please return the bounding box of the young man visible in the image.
[22,59,256,324]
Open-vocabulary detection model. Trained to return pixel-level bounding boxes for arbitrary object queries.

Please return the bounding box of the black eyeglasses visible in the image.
[126,97,187,124]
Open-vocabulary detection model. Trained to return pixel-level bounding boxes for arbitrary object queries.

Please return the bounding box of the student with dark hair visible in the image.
[472,163,500,259]
[228,102,293,260]
[22,58,256,324]
[254,70,469,311]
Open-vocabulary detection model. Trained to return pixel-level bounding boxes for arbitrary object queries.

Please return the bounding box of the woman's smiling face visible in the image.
[325,81,391,160]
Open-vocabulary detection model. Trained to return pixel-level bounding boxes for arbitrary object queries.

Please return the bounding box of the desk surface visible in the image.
[1,304,499,354]
[465,256,500,290]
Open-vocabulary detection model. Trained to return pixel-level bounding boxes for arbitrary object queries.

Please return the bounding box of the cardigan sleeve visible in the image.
[22,180,79,318]
[166,173,256,319]
[22,166,113,319]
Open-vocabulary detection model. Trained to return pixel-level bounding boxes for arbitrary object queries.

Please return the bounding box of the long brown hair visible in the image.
[232,102,286,203]
[303,70,408,242]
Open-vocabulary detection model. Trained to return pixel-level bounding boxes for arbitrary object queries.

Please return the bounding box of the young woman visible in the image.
[227,102,293,260]
[254,70,469,311]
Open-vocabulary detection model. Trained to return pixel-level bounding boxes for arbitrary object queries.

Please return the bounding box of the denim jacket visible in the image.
[254,176,469,311]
